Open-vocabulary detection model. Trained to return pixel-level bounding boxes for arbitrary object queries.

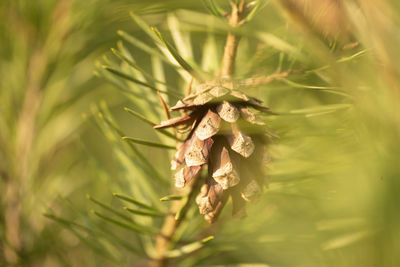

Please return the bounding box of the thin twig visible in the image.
[239,71,291,87]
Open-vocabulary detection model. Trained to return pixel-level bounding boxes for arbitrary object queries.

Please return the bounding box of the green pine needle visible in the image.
[111,48,168,86]
[151,27,204,82]
[113,193,160,212]
[44,213,92,233]
[122,136,176,150]
[201,0,225,18]
[87,194,133,223]
[165,236,215,258]
[91,210,157,234]
[102,66,181,98]
[123,107,180,141]
[175,196,189,221]
[160,195,183,202]
[245,1,264,22]
[117,30,171,64]
[123,207,164,217]
[123,107,156,126]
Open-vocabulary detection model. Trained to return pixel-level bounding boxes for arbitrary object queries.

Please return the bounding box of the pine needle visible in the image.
[122,136,175,150]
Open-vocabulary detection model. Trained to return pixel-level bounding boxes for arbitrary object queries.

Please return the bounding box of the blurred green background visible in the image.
[1,0,400,266]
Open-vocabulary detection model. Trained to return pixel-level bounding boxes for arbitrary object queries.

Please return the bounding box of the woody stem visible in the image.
[221,0,246,77]
[151,178,201,267]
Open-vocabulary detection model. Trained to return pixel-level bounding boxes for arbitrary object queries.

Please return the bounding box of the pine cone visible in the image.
[155,80,271,223]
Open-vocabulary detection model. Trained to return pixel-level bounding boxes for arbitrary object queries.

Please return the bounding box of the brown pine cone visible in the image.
[154,80,271,223]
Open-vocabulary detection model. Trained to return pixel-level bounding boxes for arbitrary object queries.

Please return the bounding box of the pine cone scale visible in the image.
[195,109,221,140]
[216,101,240,123]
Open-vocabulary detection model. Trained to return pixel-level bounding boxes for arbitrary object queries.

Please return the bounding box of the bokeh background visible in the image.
[1,0,400,266]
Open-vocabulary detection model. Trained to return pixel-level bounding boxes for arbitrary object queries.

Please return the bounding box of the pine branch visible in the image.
[151,2,248,266]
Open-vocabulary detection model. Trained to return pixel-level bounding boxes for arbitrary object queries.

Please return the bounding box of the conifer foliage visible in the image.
[34,0,400,266]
